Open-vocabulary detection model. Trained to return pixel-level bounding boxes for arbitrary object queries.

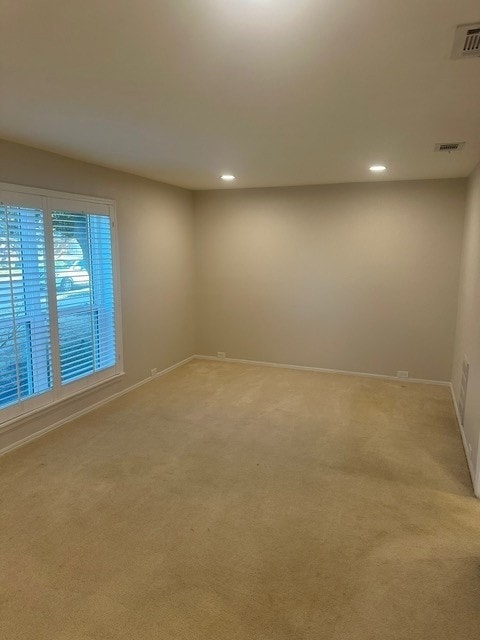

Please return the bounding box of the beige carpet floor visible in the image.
[1,360,480,639]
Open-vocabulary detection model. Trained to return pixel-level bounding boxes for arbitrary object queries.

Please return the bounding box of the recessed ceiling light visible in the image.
[221,174,236,181]
[369,165,387,172]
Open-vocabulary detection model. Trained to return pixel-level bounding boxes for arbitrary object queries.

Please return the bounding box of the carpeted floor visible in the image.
[1,359,480,639]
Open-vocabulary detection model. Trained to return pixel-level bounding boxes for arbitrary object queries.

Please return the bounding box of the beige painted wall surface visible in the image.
[194,180,466,381]
[0,139,195,451]
[452,162,480,489]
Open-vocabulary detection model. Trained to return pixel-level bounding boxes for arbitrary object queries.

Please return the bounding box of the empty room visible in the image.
[1,1,480,639]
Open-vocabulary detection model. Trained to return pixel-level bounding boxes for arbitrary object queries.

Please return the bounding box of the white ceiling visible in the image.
[1,0,479,190]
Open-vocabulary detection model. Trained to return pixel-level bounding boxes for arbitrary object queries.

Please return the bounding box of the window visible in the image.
[0,184,122,424]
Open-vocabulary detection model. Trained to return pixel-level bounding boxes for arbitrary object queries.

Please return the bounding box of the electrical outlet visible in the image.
[151,368,158,377]
[217,351,226,359]
[397,371,409,379]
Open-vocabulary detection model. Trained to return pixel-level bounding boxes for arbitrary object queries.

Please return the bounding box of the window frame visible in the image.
[0,181,124,428]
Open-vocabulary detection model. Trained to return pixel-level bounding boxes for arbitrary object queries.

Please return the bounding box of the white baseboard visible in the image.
[194,354,450,387]
[0,355,195,459]
[449,383,477,496]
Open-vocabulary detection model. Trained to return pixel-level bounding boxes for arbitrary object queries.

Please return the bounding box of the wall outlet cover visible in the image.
[151,368,158,377]
[217,352,226,358]
[397,371,409,378]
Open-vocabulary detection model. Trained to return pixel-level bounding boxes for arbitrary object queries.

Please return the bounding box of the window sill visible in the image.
[0,370,125,435]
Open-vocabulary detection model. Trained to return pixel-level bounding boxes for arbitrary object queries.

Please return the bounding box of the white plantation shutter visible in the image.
[0,184,121,423]
[0,199,52,413]
[51,210,116,384]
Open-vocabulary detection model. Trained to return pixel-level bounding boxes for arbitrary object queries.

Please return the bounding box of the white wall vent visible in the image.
[434,142,465,153]
[452,24,480,59]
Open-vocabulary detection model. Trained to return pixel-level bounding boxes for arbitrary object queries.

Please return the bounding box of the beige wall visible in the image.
[0,138,470,456]
[0,139,196,452]
[194,179,466,381]
[452,162,480,493]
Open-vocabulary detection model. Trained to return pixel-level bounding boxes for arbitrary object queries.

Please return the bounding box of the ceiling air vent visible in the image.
[452,24,480,59]
[434,142,465,153]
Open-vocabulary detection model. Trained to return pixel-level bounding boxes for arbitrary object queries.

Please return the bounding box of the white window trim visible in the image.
[0,181,124,430]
